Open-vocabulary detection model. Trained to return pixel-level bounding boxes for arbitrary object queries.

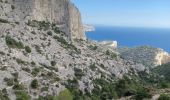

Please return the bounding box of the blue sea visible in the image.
[86,26,170,53]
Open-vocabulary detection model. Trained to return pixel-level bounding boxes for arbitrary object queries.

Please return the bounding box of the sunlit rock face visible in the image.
[7,0,86,40]
[155,49,170,66]
[99,41,118,48]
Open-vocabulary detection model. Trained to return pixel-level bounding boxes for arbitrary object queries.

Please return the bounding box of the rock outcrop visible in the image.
[119,46,170,68]
[99,41,118,48]
[0,0,86,40]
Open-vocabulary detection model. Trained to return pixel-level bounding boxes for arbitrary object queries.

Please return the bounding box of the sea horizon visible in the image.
[86,26,170,53]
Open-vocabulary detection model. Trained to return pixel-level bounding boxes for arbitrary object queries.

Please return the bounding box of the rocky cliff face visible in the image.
[1,0,86,40]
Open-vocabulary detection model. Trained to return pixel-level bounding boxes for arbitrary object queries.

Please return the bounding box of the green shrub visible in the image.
[0,18,9,23]
[53,27,61,34]
[25,46,31,53]
[88,45,98,50]
[106,50,117,58]
[13,84,25,90]
[47,31,53,36]
[38,95,57,100]
[5,36,24,49]
[53,35,80,53]
[53,35,67,45]
[74,68,84,80]
[31,79,39,89]
[51,61,56,66]
[27,20,50,31]
[11,5,15,10]
[16,59,26,65]
[15,91,30,100]
[89,63,96,71]
[4,78,14,86]
[35,45,42,54]
[134,87,151,100]
[0,89,10,100]
[56,89,73,100]
[22,67,31,73]
[158,94,170,100]
[31,67,40,77]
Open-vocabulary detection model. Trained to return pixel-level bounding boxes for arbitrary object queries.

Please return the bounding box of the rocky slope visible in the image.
[0,0,145,99]
[119,46,170,68]
[0,20,143,99]
[0,0,170,100]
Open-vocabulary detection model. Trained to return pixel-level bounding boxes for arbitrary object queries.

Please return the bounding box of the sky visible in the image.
[71,0,170,28]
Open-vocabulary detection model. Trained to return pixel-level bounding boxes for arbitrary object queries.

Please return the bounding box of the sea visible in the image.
[86,26,170,53]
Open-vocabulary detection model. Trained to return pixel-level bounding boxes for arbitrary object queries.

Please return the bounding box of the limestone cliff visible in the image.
[1,0,86,40]
[155,49,170,66]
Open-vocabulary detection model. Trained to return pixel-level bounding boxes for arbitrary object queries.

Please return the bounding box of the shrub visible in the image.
[53,35,67,45]
[35,45,42,54]
[25,46,31,53]
[0,18,9,23]
[51,61,56,66]
[89,63,96,71]
[16,59,26,65]
[31,67,40,77]
[11,5,15,10]
[47,31,53,36]
[15,91,30,100]
[88,45,98,50]
[27,20,50,31]
[31,79,39,89]
[53,36,80,53]
[53,27,61,34]
[22,67,31,73]
[13,84,25,90]
[74,68,84,80]
[56,89,73,100]
[4,78,14,86]
[106,50,117,58]
[5,36,24,49]
[134,87,151,100]
[0,89,10,100]
[158,94,170,100]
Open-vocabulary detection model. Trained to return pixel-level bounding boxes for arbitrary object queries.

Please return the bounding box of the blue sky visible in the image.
[72,0,170,28]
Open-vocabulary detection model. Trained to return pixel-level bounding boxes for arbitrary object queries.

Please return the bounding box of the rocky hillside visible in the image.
[0,0,170,100]
[0,0,146,99]
[0,19,142,99]
[119,46,170,68]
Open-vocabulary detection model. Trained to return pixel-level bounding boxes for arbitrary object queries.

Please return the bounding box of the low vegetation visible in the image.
[6,36,24,49]
[0,18,9,23]
[31,79,39,89]
[106,50,117,58]
[27,20,50,31]
[25,46,32,53]
[74,68,84,80]
[53,35,80,53]
[56,89,73,100]
[158,94,170,100]
[88,45,98,50]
